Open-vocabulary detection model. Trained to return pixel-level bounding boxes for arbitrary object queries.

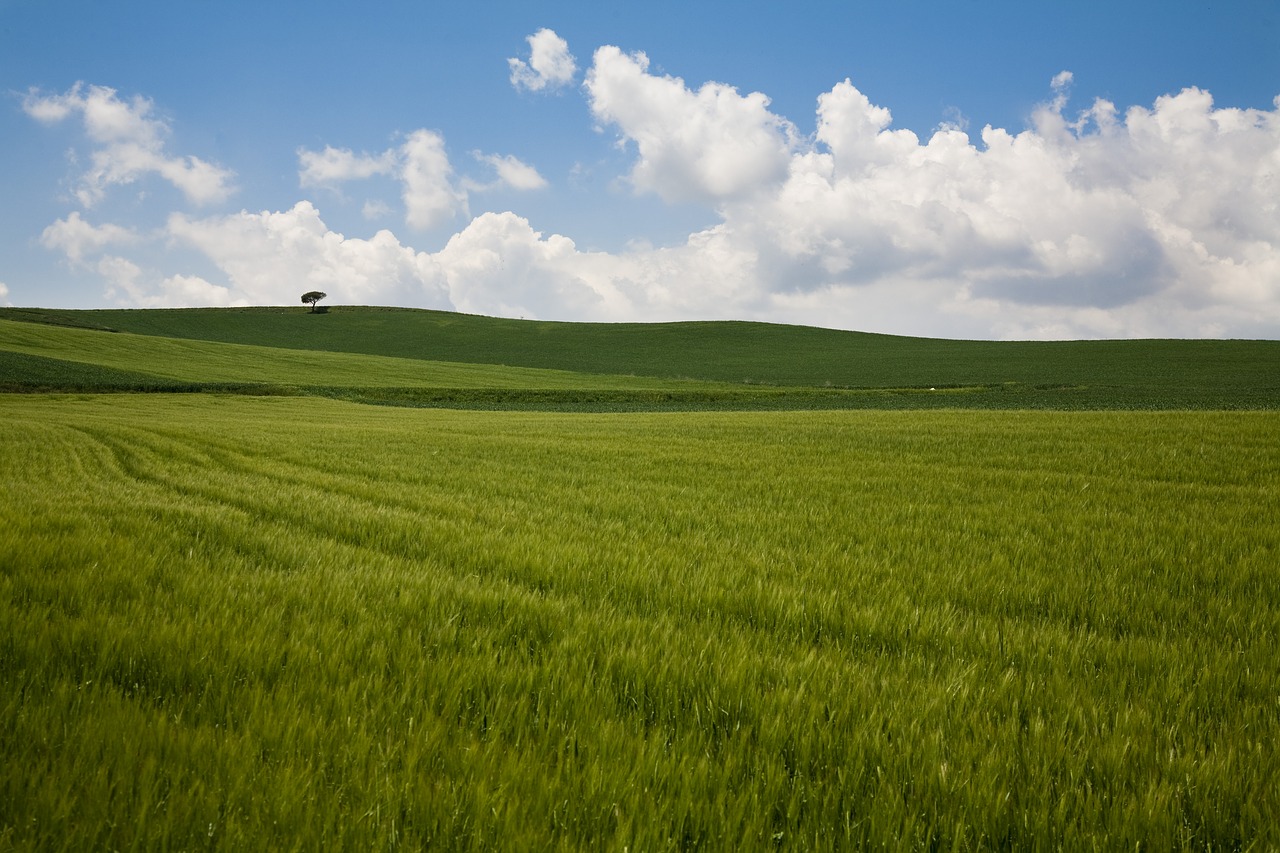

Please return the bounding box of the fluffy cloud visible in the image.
[156,274,239,307]
[434,213,769,323]
[435,212,609,317]
[167,201,451,307]
[508,29,577,93]
[756,75,1280,336]
[99,265,241,308]
[23,83,235,207]
[585,45,799,203]
[399,129,468,230]
[40,212,139,265]
[580,44,1279,337]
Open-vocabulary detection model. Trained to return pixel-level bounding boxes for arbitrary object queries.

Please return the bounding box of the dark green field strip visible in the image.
[6,371,1275,412]
[314,383,1280,411]
[0,351,323,401]
[0,349,170,390]
[0,349,289,395]
[0,307,123,333]
[6,306,1279,394]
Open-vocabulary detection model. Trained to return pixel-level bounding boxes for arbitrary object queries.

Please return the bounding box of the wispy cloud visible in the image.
[297,133,546,231]
[469,152,549,191]
[23,82,235,207]
[297,145,397,186]
[296,131,466,231]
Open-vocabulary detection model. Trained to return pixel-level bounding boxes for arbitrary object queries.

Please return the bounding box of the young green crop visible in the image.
[0,318,734,392]
[6,305,1280,397]
[6,316,1279,410]
[2,395,1278,850]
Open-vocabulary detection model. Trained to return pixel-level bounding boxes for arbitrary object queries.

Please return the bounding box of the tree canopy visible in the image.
[301,291,327,313]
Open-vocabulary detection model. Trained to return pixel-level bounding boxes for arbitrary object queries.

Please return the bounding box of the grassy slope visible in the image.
[0,318,731,393]
[3,306,1279,408]
[1,318,919,410]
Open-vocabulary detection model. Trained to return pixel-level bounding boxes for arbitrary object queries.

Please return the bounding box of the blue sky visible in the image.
[3,0,1278,339]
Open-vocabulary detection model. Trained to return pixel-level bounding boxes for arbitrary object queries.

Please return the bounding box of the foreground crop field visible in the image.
[2,394,1277,850]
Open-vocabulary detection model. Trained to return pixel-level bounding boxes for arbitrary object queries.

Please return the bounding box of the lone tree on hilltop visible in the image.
[301,291,327,313]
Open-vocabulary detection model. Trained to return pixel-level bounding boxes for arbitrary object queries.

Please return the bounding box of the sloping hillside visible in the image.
[3,306,1278,409]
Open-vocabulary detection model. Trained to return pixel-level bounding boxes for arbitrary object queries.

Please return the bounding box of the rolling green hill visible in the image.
[0,318,731,392]
[2,306,1278,409]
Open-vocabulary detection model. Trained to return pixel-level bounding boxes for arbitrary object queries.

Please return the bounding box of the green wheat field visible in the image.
[2,306,1278,850]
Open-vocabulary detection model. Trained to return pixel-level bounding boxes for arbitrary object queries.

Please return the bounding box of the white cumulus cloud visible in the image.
[585,45,800,204]
[508,28,578,93]
[40,212,140,265]
[577,48,1280,337]
[433,212,769,323]
[436,212,632,319]
[399,129,468,230]
[746,74,1280,337]
[23,82,235,207]
[167,201,452,307]
[157,274,240,307]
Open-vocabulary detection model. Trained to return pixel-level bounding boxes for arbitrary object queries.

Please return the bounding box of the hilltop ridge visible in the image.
[2,306,1278,409]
